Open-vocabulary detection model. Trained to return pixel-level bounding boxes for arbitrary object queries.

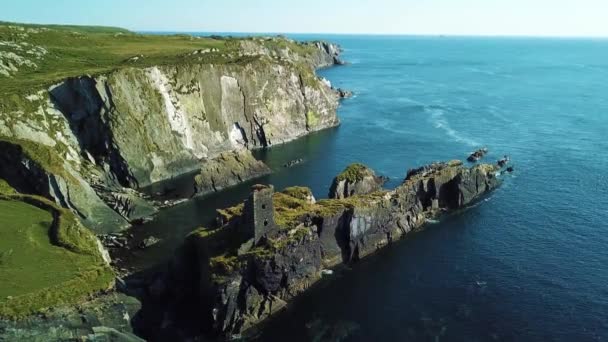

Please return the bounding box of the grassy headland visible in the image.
[0,185,114,319]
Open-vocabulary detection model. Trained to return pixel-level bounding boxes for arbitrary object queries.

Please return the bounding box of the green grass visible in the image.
[0,179,16,195]
[0,22,323,99]
[0,23,227,96]
[0,196,114,319]
[336,163,371,182]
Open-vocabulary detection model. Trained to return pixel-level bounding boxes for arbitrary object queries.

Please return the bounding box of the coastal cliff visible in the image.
[0,23,343,233]
[152,160,502,338]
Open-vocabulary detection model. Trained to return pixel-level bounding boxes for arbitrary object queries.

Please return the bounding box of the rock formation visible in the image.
[328,163,387,199]
[194,150,271,196]
[467,147,488,162]
[0,35,344,233]
[153,160,502,338]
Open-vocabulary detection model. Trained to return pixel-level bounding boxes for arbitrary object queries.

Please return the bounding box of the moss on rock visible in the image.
[336,163,370,183]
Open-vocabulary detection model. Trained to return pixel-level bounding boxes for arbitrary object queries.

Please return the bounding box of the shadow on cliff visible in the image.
[49,77,138,188]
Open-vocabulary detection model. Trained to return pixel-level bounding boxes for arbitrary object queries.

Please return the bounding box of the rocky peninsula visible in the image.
[135,160,503,339]
[0,21,345,340]
[0,21,510,342]
[0,22,344,234]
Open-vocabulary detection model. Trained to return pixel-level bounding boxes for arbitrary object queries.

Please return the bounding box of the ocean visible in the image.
[136,34,608,341]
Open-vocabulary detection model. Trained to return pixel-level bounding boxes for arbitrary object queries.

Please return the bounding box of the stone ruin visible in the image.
[243,184,277,245]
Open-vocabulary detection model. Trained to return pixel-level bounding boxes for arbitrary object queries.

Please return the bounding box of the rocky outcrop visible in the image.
[194,149,271,195]
[153,160,502,338]
[0,37,343,232]
[0,293,142,341]
[328,163,387,199]
[313,41,345,67]
[0,140,132,232]
[336,88,353,98]
[467,147,488,162]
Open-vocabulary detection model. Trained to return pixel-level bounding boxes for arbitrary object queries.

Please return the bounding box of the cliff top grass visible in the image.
[0,21,323,98]
[0,193,114,319]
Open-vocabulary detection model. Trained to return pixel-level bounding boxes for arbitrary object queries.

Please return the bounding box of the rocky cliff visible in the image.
[151,160,502,339]
[328,163,387,199]
[0,30,344,233]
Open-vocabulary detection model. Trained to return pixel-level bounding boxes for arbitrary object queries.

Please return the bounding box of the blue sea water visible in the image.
[137,34,608,341]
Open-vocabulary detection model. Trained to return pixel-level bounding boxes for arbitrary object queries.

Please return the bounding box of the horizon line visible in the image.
[137,29,608,39]
[3,19,608,39]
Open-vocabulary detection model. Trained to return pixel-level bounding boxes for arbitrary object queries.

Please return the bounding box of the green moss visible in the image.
[0,137,76,184]
[216,202,244,223]
[0,179,16,195]
[265,226,311,252]
[281,186,313,201]
[306,110,320,129]
[0,195,114,319]
[209,254,241,276]
[273,192,315,229]
[336,163,370,183]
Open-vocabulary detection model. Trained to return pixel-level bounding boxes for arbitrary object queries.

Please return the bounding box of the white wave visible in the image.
[427,107,480,147]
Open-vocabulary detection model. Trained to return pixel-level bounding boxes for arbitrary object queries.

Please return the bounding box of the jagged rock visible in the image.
[194,150,271,195]
[283,158,303,168]
[159,159,503,338]
[313,41,345,67]
[0,293,142,341]
[329,163,387,199]
[1,36,343,233]
[497,155,510,167]
[336,88,353,98]
[467,147,488,162]
[139,236,161,249]
[0,141,130,233]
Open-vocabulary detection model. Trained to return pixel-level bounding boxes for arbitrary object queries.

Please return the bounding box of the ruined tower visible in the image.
[244,184,276,244]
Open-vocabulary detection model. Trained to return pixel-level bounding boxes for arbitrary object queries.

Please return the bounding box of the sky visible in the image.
[2,0,608,37]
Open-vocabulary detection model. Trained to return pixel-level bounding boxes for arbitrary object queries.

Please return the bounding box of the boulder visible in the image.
[467,147,488,162]
[194,150,271,195]
[336,88,353,98]
[329,163,387,199]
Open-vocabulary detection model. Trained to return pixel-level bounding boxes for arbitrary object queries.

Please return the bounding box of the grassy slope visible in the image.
[0,184,114,318]
[0,22,229,96]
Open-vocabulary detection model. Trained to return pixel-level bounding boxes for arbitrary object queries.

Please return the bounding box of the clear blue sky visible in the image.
[3,0,607,37]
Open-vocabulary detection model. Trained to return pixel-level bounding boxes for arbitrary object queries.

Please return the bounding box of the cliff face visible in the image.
[157,160,502,338]
[0,37,342,232]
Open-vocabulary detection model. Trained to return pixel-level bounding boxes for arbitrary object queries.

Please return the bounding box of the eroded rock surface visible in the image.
[0,37,344,233]
[194,149,271,195]
[329,163,387,199]
[151,160,502,339]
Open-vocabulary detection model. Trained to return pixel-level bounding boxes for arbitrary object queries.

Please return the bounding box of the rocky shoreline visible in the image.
[126,159,505,340]
[0,35,346,234]
[0,23,513,342]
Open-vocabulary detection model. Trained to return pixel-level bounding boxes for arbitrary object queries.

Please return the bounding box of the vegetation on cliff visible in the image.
[0,192,114,319]
[0,21,333,97]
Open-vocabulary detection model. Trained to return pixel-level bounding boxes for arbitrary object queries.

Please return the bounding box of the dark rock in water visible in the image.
[156,159,503,338]
[283,158,304,168]
[467,148,489,162]
[506,166,515,173]
[336,88,353,98]
[130,216,153,226]
[497,155,510,167]
[194,149,271,196]
[329,163,387,199]
[139,236,161,249]
[99,233,129,249]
